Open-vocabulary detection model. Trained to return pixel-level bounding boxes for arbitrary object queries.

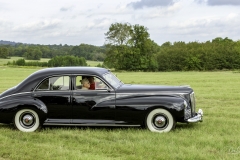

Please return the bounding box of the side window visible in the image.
[95,78,107,90]
[37,79,49,90]
[75,76,82,89]
[75,76,107,90]
[36,76,70,91]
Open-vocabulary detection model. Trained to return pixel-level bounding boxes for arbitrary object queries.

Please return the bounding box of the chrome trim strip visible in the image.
[190,92,196,114]
[43,123,141,127]
[0,92,32,100]
[116,92,189,95]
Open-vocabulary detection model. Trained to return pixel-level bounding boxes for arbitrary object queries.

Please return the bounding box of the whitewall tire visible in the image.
[146,109,176,133]
[14,109,40,132]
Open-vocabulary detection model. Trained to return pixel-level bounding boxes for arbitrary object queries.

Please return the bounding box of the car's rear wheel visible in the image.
[146,108,176,133]
[14,109,40,132]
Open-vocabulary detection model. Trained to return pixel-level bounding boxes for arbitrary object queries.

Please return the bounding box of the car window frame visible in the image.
[102,72,122,89]
[34,74,72,92]
[72,74,115,92]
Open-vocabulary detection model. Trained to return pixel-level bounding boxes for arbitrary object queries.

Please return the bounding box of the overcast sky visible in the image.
[1,0,240,46]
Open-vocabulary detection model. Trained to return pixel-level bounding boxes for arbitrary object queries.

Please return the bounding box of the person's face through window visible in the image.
[83,81,90,88]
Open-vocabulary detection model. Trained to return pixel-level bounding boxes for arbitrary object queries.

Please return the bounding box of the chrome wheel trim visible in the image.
[20,113,35,128]
[153,115,168,129]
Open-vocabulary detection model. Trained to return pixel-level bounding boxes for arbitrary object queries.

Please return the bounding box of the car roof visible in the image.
[32,67,110,77]
[14,67,110,92]
[0,67,111,96]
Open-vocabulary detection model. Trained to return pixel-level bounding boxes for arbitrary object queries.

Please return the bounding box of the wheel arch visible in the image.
[145,108,176,133]
[115,95,186,126]
[0,98,48,124]
[13,103,47,124]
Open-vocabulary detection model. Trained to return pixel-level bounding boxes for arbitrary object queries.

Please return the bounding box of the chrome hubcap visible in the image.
[154,116,166,128]
[22,114,34,126]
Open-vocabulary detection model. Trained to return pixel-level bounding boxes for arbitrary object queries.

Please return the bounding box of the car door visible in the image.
[71,75,116,125]
[33,75,72,124]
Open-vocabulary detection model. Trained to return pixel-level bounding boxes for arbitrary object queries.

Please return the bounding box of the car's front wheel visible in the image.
[146,108,176,133]
[14,109,40,132]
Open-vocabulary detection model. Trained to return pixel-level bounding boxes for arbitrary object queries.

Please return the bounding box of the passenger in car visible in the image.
[88,76,95,90]
[82,76,95,90]
[81,78,90,90]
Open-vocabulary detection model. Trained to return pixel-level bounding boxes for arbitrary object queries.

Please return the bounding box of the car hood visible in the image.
[116,84,193,94]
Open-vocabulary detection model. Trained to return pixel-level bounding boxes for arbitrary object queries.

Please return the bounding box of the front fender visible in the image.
[116,95,185,110]
[116,95,186,121]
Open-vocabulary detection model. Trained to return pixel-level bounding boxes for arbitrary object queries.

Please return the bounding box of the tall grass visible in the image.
[0,67,240,159]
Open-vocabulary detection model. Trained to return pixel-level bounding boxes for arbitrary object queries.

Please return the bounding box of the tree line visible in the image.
[7,55,87,67]
[1,22,240,71]
[103,23,240,71]
[157,38,240,71]
[0,43,105,61]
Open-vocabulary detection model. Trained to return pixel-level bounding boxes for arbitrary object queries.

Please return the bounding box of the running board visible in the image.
[43,123,141,127]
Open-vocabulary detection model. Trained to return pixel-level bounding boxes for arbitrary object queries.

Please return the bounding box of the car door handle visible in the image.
[109,105,115,109]
[73,93,97,96]
[33,93,41,97]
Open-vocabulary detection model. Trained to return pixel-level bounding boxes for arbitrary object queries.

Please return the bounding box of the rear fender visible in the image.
[0,98,48,123]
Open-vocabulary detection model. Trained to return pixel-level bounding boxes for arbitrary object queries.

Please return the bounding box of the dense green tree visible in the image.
[156,37,240,71]
[2,34,240,71]
[48,55,87,67]
[104,23,159,71]
[1,42,105,61]
[15,58,25,66]
[105,23,132,45]
[23,46,42,60]
[40,46,51,58]
[0,47,9,58]
[70,43,105,60]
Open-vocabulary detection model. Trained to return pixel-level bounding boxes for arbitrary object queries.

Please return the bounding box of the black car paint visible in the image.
[0,67,193,127]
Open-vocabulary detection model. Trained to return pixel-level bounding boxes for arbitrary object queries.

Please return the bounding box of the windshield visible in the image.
[103,72,123,88]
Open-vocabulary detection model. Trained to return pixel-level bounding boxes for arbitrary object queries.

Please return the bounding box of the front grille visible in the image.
[190,92,196,115]
[185,92,196,120]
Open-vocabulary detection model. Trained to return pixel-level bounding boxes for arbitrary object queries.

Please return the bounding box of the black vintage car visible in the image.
[0,67,203,132]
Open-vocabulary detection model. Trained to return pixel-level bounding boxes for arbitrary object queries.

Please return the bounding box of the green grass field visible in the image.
[0,67,240,160]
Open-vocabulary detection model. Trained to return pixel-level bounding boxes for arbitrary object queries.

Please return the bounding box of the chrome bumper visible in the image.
[187,109,203,123]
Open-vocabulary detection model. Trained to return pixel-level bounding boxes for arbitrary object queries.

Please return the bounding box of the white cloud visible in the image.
[143,2,182,19]
[128,0,175,9]
[0,19,11,29]
[1,0,240,45]
[195,0,240,6]
[60,6,74,12]
[86,18,111,30]
[207,0,240,6]
[158,13,240,43]
[12,20,62,32]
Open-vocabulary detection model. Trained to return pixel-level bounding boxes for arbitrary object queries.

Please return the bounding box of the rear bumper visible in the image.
[187,109,203,123]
